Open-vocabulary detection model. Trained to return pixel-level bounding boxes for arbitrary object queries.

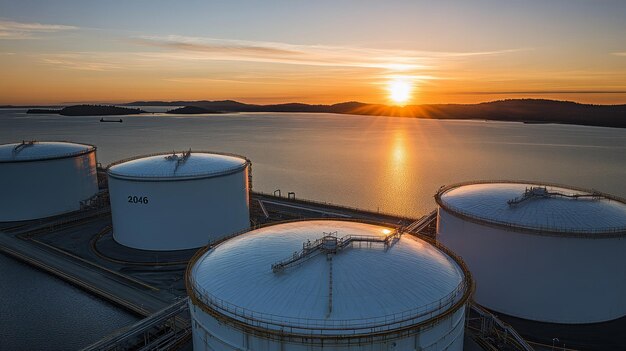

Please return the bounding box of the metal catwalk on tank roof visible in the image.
[189,220,468,334]
[106,150,251,251]
[438,181,626,234]
[0,140,98,222]
[107,151,248,180]
[436,180,626,325]
[0,141,96,162]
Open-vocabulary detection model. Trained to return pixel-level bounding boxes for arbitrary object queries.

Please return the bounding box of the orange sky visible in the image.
[1,1,626,105]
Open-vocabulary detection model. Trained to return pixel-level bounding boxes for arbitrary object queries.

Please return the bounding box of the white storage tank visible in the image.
[0,141,98,222]
[435,181,626,324]
[107,151,250,251]
[187,219,472,351]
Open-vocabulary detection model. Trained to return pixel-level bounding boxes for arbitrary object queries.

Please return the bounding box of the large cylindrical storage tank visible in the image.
[0,141,98,222]
[187,220,472,351]
[435,181,626,324]
[107,151,250,251]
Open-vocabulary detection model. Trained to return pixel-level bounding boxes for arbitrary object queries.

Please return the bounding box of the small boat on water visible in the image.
[100,118,123,123]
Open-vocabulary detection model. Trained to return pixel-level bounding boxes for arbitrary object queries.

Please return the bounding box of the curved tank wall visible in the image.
[0,141,98,222]
[187,220,473,351]
[189,304,466,351]
[435,181,626,324]
[107,152,250,251]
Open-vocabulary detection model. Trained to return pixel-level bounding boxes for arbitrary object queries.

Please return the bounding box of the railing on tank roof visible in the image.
[185,218,474,336]
[506,186,603,206]
[271,230,402,273]
[438,203,626,237]
[12,140,36,154]
[105,150,251,179]
[436,179,626,207]
[205,217,419,248]
[187,276,469,335]
[435,180,626,238]
[0,140,97,162]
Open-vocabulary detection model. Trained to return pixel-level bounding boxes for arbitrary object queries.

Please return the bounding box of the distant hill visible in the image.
[27,105,146,116]
[123,99,626,128]
[26,108,62,114]
[19,100,626,128]
[166,106,222,114]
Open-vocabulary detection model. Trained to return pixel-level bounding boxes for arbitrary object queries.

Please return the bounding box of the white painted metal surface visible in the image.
[0,141,95,161]
[188,220,470,350]
[436,181,626,324]
[108,152,247,180]
[439,182,626,233]
[107,152,250,251]
[0,141,98,221]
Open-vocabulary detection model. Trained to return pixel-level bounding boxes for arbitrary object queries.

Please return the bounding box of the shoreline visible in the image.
[7,107,623,129]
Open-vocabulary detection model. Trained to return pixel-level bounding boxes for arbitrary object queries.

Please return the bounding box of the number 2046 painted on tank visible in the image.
[128,196,149,204]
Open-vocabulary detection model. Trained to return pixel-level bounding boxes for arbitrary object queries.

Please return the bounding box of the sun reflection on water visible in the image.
[381,127,414,213]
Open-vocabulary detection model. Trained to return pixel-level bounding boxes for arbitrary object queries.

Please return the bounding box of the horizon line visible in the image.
[3,97,626,107]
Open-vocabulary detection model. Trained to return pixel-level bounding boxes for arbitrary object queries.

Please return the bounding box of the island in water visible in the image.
[124,99,626,129]
[166,106,222,114]
[27,105,145,116]
[20,99,626,128]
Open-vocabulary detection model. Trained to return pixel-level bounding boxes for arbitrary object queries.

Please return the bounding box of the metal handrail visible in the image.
[186,218,473,335]
[253,191,420,222]
[469,303,534,351]
[12,140,36,154]
[507,186,603,206]
[271,230,402,272]
[105,150,251,180]
[207,217,415,247]
[436,179,626,209]
[439,204,626,237]
[188,277,469,333]
[404,210,437,232]
[435,180,626,238]
[81,297,190,351]
[0,140,97,163]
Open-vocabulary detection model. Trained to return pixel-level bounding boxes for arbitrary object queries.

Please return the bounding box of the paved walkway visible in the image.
[0,232,175,317]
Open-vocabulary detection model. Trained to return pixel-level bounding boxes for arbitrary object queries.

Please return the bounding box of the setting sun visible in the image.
[388,79,413,105]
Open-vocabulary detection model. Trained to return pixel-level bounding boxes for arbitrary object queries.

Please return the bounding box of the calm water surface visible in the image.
[0,254,138,350]
[1,108,624,216]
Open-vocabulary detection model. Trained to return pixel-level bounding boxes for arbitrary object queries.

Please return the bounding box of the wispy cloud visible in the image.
[163,77,287,85]
[613,52,626,56]
[40,53,123,71]
[34,35,528,89]
[133,35,524,72]
[0,20,77,39]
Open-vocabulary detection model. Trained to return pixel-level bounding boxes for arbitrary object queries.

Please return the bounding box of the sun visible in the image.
[387,79,412,105]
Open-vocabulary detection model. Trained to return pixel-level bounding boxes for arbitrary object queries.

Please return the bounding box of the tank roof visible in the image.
[188,220,468,335]
[0,141,95,162]
[436,182,626,235]
[107,151,248,180]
